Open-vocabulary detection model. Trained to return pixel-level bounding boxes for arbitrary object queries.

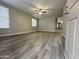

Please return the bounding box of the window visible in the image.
[0,5,9,28]
[32,18,37,27]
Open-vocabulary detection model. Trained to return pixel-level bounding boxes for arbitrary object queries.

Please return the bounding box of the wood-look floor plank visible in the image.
[0,32,65,59]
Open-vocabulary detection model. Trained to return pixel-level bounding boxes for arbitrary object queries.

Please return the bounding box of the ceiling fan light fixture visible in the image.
[34,9,47,15]
[38,11,42,15]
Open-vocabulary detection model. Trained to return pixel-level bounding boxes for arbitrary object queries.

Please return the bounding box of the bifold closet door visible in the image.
[66,18,76,59]
[74,17,79,59]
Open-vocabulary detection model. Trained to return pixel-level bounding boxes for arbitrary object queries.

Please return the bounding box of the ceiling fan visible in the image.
[34,9,48,15]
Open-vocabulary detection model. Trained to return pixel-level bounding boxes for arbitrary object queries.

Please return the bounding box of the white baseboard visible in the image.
[37,30,56,32]
[0,31,36,37]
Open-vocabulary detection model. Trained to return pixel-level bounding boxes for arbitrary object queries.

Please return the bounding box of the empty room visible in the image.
[0,0,79,59]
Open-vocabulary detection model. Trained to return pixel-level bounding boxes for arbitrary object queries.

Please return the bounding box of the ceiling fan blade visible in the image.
[43,11,47,13]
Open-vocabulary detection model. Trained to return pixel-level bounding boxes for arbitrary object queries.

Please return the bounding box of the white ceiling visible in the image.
[1,0,66,18]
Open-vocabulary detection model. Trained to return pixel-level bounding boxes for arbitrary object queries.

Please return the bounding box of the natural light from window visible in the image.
[32,18,37,27]
[0,5,9,28]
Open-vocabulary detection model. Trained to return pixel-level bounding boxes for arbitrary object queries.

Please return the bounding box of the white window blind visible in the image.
[0,5,9,28]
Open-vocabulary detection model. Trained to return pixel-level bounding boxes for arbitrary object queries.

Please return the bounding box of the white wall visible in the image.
[38,17,56,32]
[0,2,36,36]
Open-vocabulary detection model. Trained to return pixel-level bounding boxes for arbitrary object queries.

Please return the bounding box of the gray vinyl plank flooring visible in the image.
[0,32,65,59]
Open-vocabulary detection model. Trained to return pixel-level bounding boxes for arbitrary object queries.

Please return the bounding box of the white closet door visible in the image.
[74,17,79,59]
[66,19,76,59]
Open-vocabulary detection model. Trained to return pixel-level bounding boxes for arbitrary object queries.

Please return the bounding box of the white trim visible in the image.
[0,31,36,37]
[73,19,76,59]
[37,30,56,32]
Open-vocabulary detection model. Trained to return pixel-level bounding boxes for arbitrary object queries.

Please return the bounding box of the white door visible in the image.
[74,17,79,59]
[66,18,76,59]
